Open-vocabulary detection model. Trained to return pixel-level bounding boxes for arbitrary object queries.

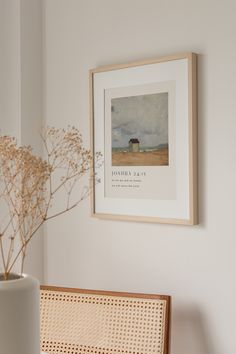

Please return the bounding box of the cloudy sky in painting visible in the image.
[112,92,168,148]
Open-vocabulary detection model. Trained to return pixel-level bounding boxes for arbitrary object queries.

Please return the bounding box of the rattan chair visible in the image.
[40,286,171,354]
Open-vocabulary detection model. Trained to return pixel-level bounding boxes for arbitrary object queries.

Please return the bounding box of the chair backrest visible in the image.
[40,286,171,354]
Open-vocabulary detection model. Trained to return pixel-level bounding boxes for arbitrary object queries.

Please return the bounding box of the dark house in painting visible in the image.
[129,138,140,152]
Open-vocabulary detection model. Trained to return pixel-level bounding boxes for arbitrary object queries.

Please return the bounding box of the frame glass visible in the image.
[90,53,197,225]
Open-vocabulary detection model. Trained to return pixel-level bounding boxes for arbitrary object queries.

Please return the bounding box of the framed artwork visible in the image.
[90,52,197,225]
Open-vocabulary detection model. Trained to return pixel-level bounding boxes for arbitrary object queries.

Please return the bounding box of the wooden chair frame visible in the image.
[40,286,171,354]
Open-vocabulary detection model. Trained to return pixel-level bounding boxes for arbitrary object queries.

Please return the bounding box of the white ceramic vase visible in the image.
[0,273,40,354]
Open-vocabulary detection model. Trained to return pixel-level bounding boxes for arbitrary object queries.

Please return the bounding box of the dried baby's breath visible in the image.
[0,127,101,280]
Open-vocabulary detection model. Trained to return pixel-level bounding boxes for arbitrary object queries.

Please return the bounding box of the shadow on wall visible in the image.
[172,304,217,354]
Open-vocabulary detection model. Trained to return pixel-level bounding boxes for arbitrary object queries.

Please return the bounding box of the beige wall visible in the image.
[1,0,236,353]
[0,0,21,138]
[0,0,44,280]
[42,1,236,353]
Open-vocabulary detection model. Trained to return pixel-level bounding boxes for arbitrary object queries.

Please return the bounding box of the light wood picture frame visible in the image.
[90,52,197,225]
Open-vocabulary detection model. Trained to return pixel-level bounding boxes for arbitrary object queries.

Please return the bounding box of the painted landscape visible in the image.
[112,145,168,166]
[111,92,169,166]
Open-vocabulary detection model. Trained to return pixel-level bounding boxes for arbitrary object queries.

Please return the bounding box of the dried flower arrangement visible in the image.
[0,126,101,280]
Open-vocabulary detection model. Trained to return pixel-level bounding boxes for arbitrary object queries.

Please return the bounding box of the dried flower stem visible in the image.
[0,126,102,280]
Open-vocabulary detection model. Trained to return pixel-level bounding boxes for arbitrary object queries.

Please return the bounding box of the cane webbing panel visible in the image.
[40,287,170,354]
